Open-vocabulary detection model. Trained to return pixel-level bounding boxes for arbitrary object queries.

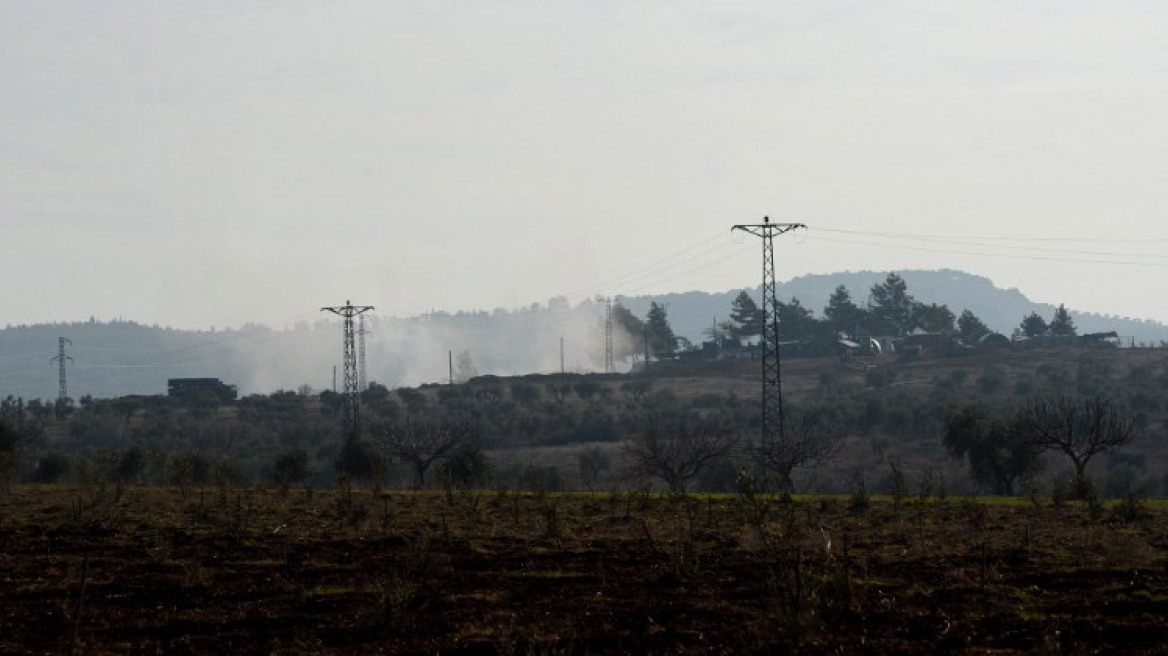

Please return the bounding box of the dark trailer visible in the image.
[167,378,238,402]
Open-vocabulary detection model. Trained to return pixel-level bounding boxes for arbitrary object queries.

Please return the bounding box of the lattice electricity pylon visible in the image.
[50,337,72,402]
[358,314,369,391]
[731,217,805,443]
[604,297,615,374]
[321,301,375,437]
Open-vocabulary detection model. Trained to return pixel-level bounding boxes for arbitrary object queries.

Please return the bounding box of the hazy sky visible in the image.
[3,1,1167,330]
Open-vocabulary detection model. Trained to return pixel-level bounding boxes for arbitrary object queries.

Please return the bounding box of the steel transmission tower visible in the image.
[50,337,73,402]
[731,217,805,442]
[604,297,615,374]
[321,301,375,436]
[358,314,369,391]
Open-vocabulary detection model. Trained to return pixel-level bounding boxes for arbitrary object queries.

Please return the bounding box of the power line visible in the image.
[805,233,1168,269]
[815,226,1168,261]
[398,232,750,323]
[71,364,160,369]
[816,225,1168,244]
[581,241,743,301]
[560,230,730,300]
[619,243,757,296]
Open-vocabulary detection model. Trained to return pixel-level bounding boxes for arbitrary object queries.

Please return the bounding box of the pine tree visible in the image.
[1049,304,1076,337]
[957,309,990,342]
[776,298,817,341]
[612,301,646,362]
[868,273,915,336]
[913,303,956,334]
[646,302,677,354]
[823,285,866,337]
[1019,312,1048,338]
[728,290,762,340]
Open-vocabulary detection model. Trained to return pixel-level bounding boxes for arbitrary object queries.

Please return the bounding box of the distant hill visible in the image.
[0,307,609,400]
[617,269,1168,346]
[2,269,1165,399]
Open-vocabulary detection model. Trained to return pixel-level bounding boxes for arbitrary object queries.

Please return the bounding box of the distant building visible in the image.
[978,333,1010,348]
[1080,331,1121,347]
[167,378,238,402]
[899,332,952,351]
[836,338,880,355]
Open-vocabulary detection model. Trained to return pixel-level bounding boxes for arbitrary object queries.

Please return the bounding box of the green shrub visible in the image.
[866,366,896,388]
[977,365,1006,394]
[273,448,312,490]
[32,452,71,483]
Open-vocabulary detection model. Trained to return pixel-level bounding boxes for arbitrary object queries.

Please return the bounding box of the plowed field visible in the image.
[2,486,1167,654]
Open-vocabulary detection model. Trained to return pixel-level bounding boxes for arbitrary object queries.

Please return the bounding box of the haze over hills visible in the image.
[2,269,1165,401]
[619,269,1168,346]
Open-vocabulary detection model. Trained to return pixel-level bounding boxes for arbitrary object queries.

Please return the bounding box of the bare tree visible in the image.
[378,420,470,489]
[577,447,611,491]
[751,412,844,493]
[1017,396,1138,485]
[623,414,737,494]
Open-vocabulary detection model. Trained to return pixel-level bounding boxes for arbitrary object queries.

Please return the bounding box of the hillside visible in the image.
[617,269,1168,345]
[2,269,1166,399]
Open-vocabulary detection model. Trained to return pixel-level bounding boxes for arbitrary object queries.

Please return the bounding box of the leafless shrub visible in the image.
[377,420,471,489]
[377,535,432,628]
[750,412,844,494]
[576,447,610,492]
[886,457,907,508]
[623,414,737,494]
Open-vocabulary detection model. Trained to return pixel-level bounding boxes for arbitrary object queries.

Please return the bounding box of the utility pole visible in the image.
[604,297,615,374]
[731,216,806,443]
[358,314,369,392]
[449,350,454,385]
[321,301,375,437]
[50,337,72,402]
[560,336,565,375]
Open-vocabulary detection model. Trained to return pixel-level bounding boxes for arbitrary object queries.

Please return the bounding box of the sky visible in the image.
[3,1,1168,330]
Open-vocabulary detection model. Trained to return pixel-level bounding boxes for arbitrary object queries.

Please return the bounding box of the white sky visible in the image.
[2,1,1167,329]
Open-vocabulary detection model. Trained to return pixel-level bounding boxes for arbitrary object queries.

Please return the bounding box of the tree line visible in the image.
[653,273,1085,353]
[4,344,1160,500]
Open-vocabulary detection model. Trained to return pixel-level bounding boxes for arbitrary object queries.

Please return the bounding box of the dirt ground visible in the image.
[2,485,1167,654]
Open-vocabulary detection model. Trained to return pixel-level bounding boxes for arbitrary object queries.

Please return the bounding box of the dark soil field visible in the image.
[3,485,1168,654]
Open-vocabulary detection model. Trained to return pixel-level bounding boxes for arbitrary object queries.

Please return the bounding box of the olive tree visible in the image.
[273,448,312,491]
[0,421,18,492]
[0,397,48,485]
[335,436,384,486]
[943,406,1039,495]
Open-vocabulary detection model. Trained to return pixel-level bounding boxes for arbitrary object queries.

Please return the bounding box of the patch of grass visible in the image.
[303,585,374,598]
